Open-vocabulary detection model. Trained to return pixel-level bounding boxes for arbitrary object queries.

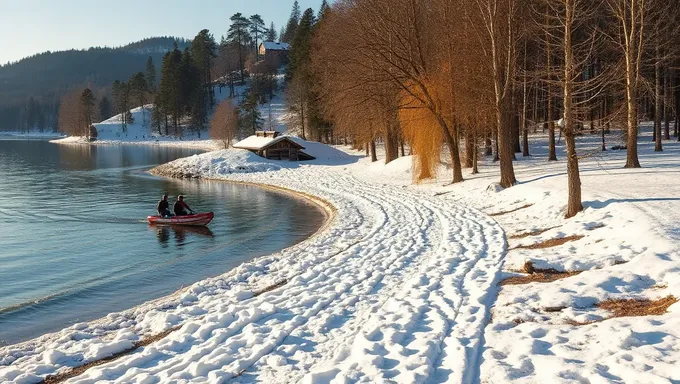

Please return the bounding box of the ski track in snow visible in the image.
[1,166,505,384]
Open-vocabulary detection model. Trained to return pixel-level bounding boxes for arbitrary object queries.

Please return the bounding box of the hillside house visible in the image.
[234,131,315,161]
[258,42,290,67]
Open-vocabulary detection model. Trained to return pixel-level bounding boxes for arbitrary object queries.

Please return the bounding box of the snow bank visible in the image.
[151,138,358,179]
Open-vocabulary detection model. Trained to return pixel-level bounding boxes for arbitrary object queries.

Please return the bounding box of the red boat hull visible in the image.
[147,212,214,226]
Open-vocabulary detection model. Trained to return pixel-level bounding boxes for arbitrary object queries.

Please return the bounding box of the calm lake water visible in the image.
[0,139,324,345]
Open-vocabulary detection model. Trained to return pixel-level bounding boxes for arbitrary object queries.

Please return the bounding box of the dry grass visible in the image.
[488,203,534,217]
[501,261,582,286]
[598,296,678,318]
[42,326,181,384]
[564,296,678,327]
[513,235,584,250]
[509,226,560,239]
[501,271,582,286]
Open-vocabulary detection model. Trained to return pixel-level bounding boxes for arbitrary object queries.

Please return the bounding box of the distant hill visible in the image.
[0,37,190,132]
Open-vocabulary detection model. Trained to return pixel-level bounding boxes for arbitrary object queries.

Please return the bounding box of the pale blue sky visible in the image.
[0,0,324,64]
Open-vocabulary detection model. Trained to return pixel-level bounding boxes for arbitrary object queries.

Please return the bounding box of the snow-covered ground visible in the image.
[50,106,221,151]
[2,121,679,383]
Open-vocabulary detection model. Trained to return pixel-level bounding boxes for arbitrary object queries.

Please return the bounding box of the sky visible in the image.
[0,0,324,64]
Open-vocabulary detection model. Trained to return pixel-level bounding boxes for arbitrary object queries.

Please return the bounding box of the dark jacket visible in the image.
[174,200,191,215]
[157,200,169,214]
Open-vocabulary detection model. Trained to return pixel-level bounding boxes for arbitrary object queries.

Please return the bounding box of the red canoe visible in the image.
[147,212,214,226]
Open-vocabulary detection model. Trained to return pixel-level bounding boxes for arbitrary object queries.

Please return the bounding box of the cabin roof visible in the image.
[233,135,305,151]
[260,41,290,51]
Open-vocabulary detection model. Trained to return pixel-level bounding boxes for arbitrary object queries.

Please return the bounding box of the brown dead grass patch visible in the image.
[501,261,582,286]
[501,271,582,286]
[514,235,584,250]
[488,204,534,217]
[42,326,181,384]
[598,296,678,318]
[509,226,560,239]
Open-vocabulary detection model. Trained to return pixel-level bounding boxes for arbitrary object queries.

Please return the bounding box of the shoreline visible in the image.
[0,172,335,354]
[50,136,222,151]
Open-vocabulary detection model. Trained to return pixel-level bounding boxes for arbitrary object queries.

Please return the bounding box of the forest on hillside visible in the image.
[0,37,190,132]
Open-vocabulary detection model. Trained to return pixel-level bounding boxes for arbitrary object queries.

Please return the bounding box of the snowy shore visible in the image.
[49,106,222,151]
[2,127,679,383]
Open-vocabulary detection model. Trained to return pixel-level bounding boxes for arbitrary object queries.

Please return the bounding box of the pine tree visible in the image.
[191,29,217,107]
[99,96,112,121]
[240,88,263,134]
[145,56,156,92]
[282,1,301,43]
[227,13,251,82]
[267,22,277,42]
[318,0,330,21]
[288,8,316,80]
[80,88,97,137]
[249,15,266,59]
[180,48,204,136]
[158,43,184,133]
[129,71,148,125]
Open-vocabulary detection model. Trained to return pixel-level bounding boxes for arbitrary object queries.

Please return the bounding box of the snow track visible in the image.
[1,165,505,384]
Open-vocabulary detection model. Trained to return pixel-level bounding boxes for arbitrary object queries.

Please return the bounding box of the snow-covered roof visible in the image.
[233,135,304,151]
[260,42,290,51]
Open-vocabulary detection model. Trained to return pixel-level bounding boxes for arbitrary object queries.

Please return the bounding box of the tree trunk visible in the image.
[370,139,377,162]
[440,122,463,183]
[664,68,671,140]
[384,116,399,164]
[563,0,583,218]
[464,127,474,168]
[497,97,516,187]
[654,42,663,152]
[522,60,530,157]
[400,140,405,157]
[624,27,641,167]
[546,22,558,161]
[472,132,479,174]
[485,129,493,156]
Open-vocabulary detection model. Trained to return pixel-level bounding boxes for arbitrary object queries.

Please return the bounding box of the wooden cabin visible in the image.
[258,42,290,67]
[234,131,315,161]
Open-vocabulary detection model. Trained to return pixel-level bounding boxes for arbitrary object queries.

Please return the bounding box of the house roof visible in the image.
[260,41,290,51]
[233,135,305,151]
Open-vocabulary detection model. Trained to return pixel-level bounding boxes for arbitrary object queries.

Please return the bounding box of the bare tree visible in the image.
[210,99,239,148]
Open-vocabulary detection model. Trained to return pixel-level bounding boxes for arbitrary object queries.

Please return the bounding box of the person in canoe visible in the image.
[174,195,195,216]
[157,195,172,217]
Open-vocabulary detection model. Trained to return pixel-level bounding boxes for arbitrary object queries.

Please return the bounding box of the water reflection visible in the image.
[0,139,323,345]
[152,225,215,248]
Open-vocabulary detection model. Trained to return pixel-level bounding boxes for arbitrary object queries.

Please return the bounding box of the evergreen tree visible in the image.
[227,13,251,82]
[288,8,316,80]
[80,88,96,137]
[282,1,301,43]
[112,80,131,133]
[98,96,112,121]
[267,22,277,42]
[158,42,184,133]
[129,71,148,125]
[249,15,267,59]
[191,29,217,107]
[280,26,286,42]
[318,0,331,22]
[145,56,156,92]
[240,88,263,134]
[180,48,204,136]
